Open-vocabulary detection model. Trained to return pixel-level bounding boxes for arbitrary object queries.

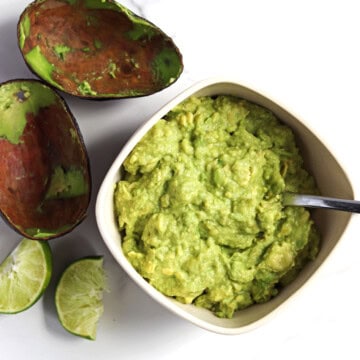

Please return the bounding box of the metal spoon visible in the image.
[283,193,360,214]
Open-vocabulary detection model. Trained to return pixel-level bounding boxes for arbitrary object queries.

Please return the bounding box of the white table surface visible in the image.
[1,1,360,359]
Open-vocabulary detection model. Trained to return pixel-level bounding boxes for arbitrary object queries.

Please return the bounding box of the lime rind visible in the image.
[0,239,53,314]
[55,256,106,340]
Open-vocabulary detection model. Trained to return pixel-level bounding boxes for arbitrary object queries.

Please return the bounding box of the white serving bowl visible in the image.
[96,78,353,334]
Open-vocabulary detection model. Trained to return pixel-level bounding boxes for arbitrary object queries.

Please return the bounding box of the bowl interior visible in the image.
[96,80,353,334]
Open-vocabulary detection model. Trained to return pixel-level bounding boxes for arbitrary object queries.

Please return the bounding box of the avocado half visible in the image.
[0,79,91,240]
[17,0,184,99]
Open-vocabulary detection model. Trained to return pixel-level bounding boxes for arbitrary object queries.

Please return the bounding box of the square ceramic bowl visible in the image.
[96,78,353,334]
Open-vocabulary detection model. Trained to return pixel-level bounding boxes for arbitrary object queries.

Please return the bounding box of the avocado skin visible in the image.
[17,0,184,100]
[0,79,91,240]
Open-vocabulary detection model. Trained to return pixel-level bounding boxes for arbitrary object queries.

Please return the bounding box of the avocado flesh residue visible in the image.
[0,81,57,144]
[24,164,88,237]
[24,46,62,90]
[151,48,183,86]
[45,166,88,200]
[18,14,31,49]
[25,224,74,239]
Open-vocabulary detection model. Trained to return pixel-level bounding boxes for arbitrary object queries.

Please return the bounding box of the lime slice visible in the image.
[55,256,106,340]
[0,238,52,314]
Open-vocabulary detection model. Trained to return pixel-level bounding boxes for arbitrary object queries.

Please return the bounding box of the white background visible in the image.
[1,1,360,359]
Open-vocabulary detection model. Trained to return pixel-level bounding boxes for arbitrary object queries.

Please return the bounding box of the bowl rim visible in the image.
[95,77,354,334]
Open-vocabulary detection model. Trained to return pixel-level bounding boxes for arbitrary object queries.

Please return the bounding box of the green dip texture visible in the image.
[114,95,320,318]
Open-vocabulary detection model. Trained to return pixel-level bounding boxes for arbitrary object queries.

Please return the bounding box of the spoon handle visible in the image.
[283,193,360,214]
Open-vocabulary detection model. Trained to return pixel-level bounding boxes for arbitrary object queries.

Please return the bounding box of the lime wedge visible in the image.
[0,238,52,314]
[55,256,106,340]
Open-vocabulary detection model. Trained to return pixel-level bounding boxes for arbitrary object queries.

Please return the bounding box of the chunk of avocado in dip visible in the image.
[114,95,320,318]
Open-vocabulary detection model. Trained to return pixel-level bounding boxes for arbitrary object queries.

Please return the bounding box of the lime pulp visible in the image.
[55,256,106,340]
[0,238,52,314]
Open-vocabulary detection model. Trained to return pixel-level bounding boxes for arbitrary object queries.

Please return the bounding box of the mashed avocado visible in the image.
[114,95,320,318]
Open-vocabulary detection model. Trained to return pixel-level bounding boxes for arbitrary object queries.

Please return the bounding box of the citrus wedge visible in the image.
[55,256,106,340]
[0,238,52,314]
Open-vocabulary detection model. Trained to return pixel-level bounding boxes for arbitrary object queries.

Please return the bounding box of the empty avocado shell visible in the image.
[0,79,91,240]
[18,0,183,99]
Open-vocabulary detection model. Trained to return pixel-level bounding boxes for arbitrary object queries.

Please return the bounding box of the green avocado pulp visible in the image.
[45,166,89,200]
[114,95,320,318]
[0,81,57,144]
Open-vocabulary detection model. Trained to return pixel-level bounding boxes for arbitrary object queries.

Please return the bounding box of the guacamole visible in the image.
[114,95,320,318]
